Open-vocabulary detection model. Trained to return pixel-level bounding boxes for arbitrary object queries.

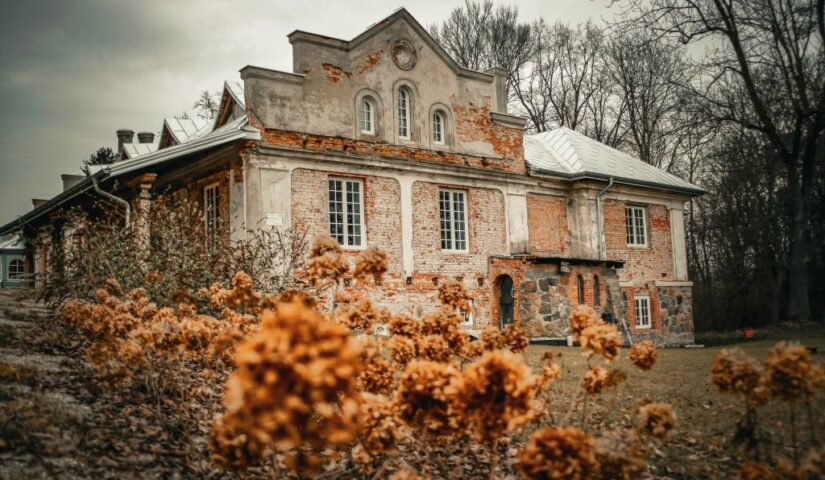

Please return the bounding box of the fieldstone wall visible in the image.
[657,286,694,346]
[517,266,571,338]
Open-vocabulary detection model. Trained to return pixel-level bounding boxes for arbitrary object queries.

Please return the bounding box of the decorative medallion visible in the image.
[391,39,417,71]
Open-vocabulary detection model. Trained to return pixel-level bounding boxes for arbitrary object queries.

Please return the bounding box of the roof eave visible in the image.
[529,167,707,196]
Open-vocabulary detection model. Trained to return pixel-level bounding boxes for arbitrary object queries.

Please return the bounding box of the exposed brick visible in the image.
[603,199,673,282]
[527,193,570,256]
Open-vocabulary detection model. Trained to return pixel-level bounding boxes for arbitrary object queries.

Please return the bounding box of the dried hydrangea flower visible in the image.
[762,341,825,401]
[306,235,348,284]
[629,340,658,370]
[388,314,422,338]
[358,393,407,456]
[390,335,416,365]
[517,426,598,480]
[211,297,362,472]
[417,334,453,362]
[437,279,472,313]
[478,323,529,353]
[539,362,562,390]
[337,298,389,334]
[353,246,389,282]
[457,350,536,445]
[395,360,463,439]
[388,469,430,480]
[579,323,620,361]
[711,348,768,404]
[582,366,609,395]
[636,402,676,439]
[570,306,597,338]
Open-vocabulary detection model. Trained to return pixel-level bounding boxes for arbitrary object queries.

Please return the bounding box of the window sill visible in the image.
[635,325,652,330]
[626,244,649,249]
[441,249,469,255]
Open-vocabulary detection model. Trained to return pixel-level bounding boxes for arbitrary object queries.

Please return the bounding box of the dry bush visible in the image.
[712,342,825,476]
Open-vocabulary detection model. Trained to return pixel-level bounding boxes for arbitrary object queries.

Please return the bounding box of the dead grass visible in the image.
[523,328,825,479]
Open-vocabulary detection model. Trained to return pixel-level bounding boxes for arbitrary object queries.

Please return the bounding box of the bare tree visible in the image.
[621,0,825,322]
[193,90,221,120]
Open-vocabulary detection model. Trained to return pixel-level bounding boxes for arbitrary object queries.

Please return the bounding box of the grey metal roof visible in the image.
[225,80,245,108]
[122,139,159,159]
[525,127,704,195]
[0,234,24,251]
[162,116,210,145]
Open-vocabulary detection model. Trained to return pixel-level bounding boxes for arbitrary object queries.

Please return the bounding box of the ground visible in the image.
[1,288,823,479]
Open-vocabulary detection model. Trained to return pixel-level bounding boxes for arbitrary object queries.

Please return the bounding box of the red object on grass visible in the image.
[743,328,755,339]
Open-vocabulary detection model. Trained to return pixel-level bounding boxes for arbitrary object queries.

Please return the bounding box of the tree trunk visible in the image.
[786,163,813,322]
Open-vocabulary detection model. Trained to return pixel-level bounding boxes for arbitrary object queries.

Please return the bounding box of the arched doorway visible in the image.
[498,275,514,328]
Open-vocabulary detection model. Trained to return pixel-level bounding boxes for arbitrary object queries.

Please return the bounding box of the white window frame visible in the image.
[634,296,651,329]
[328,177,365,249]
[439,189,468,252]
[397,88,410,139]
[7,258,24,281]
[204,182,221,249]
[360,98,374,134]
[461,298,474,326]
[433,111,444,145]
[626,206,648,247]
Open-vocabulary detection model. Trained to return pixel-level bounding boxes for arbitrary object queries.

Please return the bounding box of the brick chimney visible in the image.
[137,131,155,144]
[116,129,134,157]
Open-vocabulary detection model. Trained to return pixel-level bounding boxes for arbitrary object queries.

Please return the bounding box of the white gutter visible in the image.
[596,177,614,260]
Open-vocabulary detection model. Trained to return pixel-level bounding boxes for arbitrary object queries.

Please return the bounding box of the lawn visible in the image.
[523,327,825,478]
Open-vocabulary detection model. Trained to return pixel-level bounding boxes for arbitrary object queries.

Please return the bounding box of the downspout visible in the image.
[596,177,614,260]
[89,172,130,229]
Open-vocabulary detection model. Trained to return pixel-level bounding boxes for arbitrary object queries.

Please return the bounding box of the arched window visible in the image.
[594,275,601,306]
[397,88,410,139]
[577,275,584,304]
[433,111,444,145]
[7,259,24,280]
[360,98,374,134]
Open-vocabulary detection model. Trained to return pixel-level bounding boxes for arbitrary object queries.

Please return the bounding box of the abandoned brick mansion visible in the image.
[0,9,704,345]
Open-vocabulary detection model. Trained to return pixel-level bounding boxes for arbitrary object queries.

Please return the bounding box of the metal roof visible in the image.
[0,116,259,238]
[225,80,245,108]
[162,116,211,145]
[0,234,24,251]
[122,140,159,159]
[524,127,705,195]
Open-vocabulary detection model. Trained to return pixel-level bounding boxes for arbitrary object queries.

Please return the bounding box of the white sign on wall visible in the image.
[265,213,284,226]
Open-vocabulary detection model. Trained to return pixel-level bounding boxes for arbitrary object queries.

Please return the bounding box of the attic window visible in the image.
[360,98,374,134]
[397,87,410,139]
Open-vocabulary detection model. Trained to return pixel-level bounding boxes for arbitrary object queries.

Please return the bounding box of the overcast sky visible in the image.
[0,0,617,225]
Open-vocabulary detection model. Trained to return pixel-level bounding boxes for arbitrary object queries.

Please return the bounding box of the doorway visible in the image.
[498,275,514,328]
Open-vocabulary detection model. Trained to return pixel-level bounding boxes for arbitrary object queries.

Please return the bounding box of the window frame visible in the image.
[438,188,469,253]
[7,258,24,281]
[328,177,366,249]
[594,275,601,306]
[432,111,444,145]
[461,298,475,326]
[576,275,585,304]
[634,295,651,329]
[360,98,374,135]
[397,87,410,140]
[204,182,221,249]
[625,206,648,247]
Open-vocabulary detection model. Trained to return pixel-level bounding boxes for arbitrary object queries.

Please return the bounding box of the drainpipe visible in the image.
[595,177,614,260]
[89,172,130,229]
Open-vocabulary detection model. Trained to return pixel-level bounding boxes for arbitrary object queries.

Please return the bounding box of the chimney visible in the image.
[116,129,134,157]
[32,199,48,209]
[61,174,84,192]
[485,67,508,113]
[137,131,155,144]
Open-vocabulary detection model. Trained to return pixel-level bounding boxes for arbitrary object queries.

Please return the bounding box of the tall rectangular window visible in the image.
[634,296,651,328]
[625,206,647,246]
[439,189,467,251]
[204,183,221,249]
[360,99,373,134]
[328,178,364,248]
[397,89,409,139]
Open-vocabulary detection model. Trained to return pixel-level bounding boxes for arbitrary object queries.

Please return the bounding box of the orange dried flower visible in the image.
[762,341,825,401]
[517,427,598,480]
[353,246,389,282]
[388,315,421,338]
[582,366,609,395]
[711,348,767,404]
[457,350,536,445]
[395,360,463,439]
[629,340,658,370]
[636,402,676,439]
[211,297,362,470]
[539,363,562,390]
[358,393,407,456]
[437,279,472,313]
[579,323,620,361]
[388,469,430,480]
[337,299,388,334]
[737,461,777,480]
[417,334,453,362]
[306,235,348,284]
[570,306,597,338]
[390,335,416,365]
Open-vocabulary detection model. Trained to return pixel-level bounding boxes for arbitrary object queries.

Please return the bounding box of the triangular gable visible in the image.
[287,8,493,81]
[214,80,246,129]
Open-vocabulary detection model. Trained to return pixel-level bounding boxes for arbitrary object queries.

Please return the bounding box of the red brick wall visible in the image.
[603,199,673,282]
[291,168,404,278]
[527,193,570,256]
[624,286,661,334]
[562,266,608,314]
[262,129,524,174]
[411,181,507,277]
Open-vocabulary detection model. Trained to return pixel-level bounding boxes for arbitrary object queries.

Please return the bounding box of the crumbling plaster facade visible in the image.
[223,10,697,345]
